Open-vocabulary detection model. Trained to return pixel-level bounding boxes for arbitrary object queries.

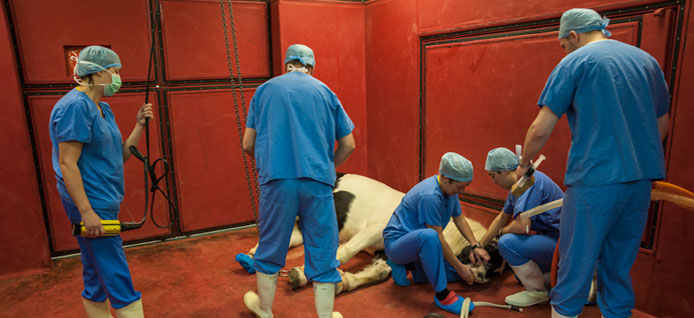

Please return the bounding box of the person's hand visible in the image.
[81,210,105,238]
[505,220,527,235]
[137,103,154,127]
[515,164,530,180]
[456,264,475,285]
[471,246,491,264]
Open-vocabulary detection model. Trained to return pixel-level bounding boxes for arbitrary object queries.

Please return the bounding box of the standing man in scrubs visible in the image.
[476,147,562,307]
[516,8,670,318]
[383,152,490,316]
[242,44,356,318]
[50,46,151,317]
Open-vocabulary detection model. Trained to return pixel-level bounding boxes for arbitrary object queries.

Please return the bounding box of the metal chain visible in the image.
[226,0,261,203]
[219,0,259,230]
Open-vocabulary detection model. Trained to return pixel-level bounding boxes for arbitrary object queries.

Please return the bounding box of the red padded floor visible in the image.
[0,228,652,318]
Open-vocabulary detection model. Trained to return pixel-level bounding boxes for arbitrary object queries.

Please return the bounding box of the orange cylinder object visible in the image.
[551,239,560,287]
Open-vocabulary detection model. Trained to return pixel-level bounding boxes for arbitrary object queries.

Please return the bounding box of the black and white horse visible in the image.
[237,173,505,294]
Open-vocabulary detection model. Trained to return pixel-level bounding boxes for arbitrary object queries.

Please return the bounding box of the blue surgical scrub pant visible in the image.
[550,180,651,318]
[61,199,141,309]
[385,228,449,292]
[253,178,341,283]
[498,233,558,272]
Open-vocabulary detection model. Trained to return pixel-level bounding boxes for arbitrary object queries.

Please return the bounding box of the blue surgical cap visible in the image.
[284,44,315,67]
[439,152,473,182]
[485,147,519,172]
[75,46,121,77]
[558,8,612,39]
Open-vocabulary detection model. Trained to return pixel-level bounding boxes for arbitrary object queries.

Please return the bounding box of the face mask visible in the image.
[102,73,122,96]
[71,57,122,96]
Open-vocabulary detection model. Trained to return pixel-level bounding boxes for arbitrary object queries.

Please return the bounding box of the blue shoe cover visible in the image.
[434,295,475,315]
[386,259,410,286]
[235,253,256,274]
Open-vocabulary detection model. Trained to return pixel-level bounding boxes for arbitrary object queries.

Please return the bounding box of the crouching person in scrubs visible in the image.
[476,147,562,307]
[383,152,490,316]
[49,46,151,317]
[517,8,670,318]
[241,44,356,318]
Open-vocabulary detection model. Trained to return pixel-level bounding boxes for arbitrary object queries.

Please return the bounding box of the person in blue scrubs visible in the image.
[50,46,152,318]
[475,147,562,307]
[383,152,490,316]
[516,8,670,318]
[241,44,356,318]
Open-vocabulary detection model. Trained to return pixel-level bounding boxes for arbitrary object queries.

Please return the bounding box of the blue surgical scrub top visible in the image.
[50,88,125,212]
[383,176,462,245]
[246,72,354,186]
[538,40,669,187]
[503,171,562,236]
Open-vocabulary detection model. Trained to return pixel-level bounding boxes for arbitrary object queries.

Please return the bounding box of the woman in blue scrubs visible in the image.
[49,46,152,318]
[477,147,563,307]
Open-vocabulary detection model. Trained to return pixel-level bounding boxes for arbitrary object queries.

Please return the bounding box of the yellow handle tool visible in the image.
[72,220,142,237]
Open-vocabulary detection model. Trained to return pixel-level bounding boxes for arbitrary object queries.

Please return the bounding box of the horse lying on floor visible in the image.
[235,173,506,294]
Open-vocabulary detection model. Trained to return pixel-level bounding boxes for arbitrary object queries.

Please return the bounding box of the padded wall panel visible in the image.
[275,1,367,176]
[161,0,269,80]
[29,94,172,252]
[10,0,151,84]
[417,0,661,35]
[364,0,420,192]
[0,3,50,275]
[633,5,694,316]
[423,24,637,200]
[168,89,257,232]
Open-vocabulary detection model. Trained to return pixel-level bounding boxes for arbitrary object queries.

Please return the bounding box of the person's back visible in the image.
[242,44,355,318]
[522,9,671,318]
[540,39,668,186]
[249,71,349,186]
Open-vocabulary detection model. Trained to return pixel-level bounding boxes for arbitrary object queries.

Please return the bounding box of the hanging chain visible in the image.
[220,0,259,230]
[226,0,261,204]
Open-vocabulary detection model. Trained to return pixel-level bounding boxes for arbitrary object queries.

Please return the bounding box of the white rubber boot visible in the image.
[552,305,578,318]
[82,298,113,318]
[313,282,341,318]
[505,261,549,307]
[244,272,277,318]
[114,299,143,318]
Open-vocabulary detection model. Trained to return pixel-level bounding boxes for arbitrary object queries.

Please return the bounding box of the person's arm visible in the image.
[122,103,153,162]
[501,216,532,235]
[516,106,560,178]
[242,127,257,159]
[657,113,670,142]
[479,211,512,246]
[453,215,490,265]
[59,141,104,238]
[427,224,475,285]
[334,133,355,167]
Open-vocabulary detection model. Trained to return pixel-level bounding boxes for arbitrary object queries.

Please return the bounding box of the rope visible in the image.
[219,0,260,230]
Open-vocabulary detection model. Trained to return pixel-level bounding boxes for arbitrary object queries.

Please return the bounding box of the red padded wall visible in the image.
[168,89,258,232]
[0,2,50,276]
[161,0,270,80]
[631,4,694,317]
[272,0,367,176]
[29,94,172,252]
[364,0,420,192]
[416,0,664,35]
[10,0,152,84]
